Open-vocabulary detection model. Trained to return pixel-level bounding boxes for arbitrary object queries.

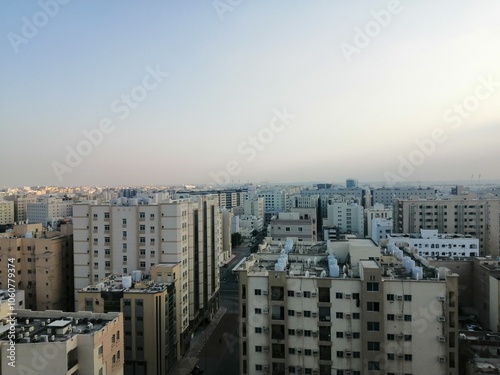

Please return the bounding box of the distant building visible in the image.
[0,309,124,375]
[371,218,393,245]
[4,194,37,222]
[27,196,73,226]
[346,178,358,188]
[269,210,317,242]
[324,201,364,237]
[0,200,14,225]
[388,229,479,257]
[372,187,435,207]
[393,197,500,257]
[364,204,392,239]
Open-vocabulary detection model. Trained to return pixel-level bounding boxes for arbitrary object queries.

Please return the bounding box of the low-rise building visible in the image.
[0,309,123,375]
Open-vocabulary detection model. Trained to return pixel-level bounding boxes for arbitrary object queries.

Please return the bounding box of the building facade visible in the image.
[0,223,74,311]
[393,197,500,256]
[372,187,435,207]
[0,200,14,225]
[237,241,459,375]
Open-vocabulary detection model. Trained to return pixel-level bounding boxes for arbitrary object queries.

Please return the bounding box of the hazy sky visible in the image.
[1,0,500,187]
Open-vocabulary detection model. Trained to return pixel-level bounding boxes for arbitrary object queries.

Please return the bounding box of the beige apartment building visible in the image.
[0,309,123,375]
[393,197,500,257]
[77,263,180,375]
[73,195,224,356]
[0,223,74,311]
[4,194,38,222]
[0,200,14,225]
[237,239,459,375]
[269,210,317,242]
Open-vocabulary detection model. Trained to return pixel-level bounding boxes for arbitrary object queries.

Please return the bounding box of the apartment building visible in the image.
[4,194,38,222]
[0,290,25,318]
[393,197,500,256]
[364,204,393,239]
[73,196,223,356]
[269,210,317,242]
[244,197,265,230]
[175,188,248,209]
[27,196,73,226]
[257,189,292,226]
[372,187,435,207]
[237,240,459,375]
[370,218,393,246]
[387,229,479,257]
[324,201,364,237]
[0,200,14,225]
[77,263,180,375]
[0,310,123,375]
[0,223,74,311]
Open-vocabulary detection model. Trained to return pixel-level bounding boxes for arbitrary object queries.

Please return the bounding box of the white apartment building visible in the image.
[0,310,123,375]
[237,240,459,375]
[289,194,319,210]
[269,211,317,242]
[370,218,393,246]
[387,229,479,257]
[257,189,292,225]
[372,187,435,207]
[0,200,14,225]
[240,215,262,237]
[393,197,500,257]
[365,204,393,239]
[27,196,73,225]
[73,195,224,356]
[243,197,265,230]
[324,201,364,237]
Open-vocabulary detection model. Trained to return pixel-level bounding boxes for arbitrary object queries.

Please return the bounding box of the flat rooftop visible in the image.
[80,273,171,294]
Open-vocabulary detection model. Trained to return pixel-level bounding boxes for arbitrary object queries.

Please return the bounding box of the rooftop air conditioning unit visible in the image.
[263,365,270,371]
[312,312,318,318]
[263,346,269,352]
[396,314,404,321]
[437,336,446,342]
[296,329,303,335]
[311,292,317,297]
[438,296,446,302]
[345,351,352,357]
[345,313,352,319]
[438,355,446,363]
[262,290,268,296]
[396,295,404,301]
[263,308,269,314]
[296,292,302,297]
[397,353,404,359]
[296,311,302,317]
[312,350,318,356]
[396,334,404,341]
[345,294,351,299]
[438,316,446,322]
[263,327,269,333]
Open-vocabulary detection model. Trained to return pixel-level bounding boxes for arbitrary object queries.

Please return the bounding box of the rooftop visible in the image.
[80,272,172,294]
[0,310,119,344]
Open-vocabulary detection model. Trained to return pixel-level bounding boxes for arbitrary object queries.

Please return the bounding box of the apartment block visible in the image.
[269,210,317,242]
[0,200,14,225]
[175,188,248,209]
[77,263,180,375]
[372,187,435,207]
[324,201,364,237]
[27,196,73,226]
[365,204,393,239]
[0,309,123,375]
[237,239,459,375]
[388,229,479,257]
[370,218,393,246]
[0,223,74,311]
[243,197,265,230]
[393,197,500,256]
[73,196,223,356]
[4,194,38,222]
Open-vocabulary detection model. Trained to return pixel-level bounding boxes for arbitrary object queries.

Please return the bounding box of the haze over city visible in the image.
[1,0,500,186]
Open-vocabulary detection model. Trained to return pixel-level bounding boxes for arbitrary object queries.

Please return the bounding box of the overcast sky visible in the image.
[1,0,499,187]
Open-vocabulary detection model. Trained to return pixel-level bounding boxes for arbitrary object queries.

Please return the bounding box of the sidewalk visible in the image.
[170,307,227,375]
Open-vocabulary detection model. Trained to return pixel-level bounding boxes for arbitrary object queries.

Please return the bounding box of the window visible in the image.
[336,312,343,319]
[256,365,262,371]
[140,212,145,219]
[404,354,413,361]
[288,310,295,316]
[289,348,295,354]
[336,292,343,299]
[353,312,360,319]
[304,330,312,337]
[255,346,262,352]
[404,315,412,321]
[387,353,395,360]
[288,329,295,336]
[303,291,311,298]
[404,334,412,341]
[104,213,109,219]
[304,310,311,317]
[367,282,379,291]
[368,362,380,370]
[367,342,380,351]
[122,219,127,225]
[353,332,360,339]
[387,314,395,321]
[255,308,262,314]
[367,302,380,311]
[288,290,294,297]
[404,294,412,301]
[387,294,395,301]
[255,289,262,296]
[387,334,395,340]
[255,327,262,334]
[336,332,343,338]
[337,351,344,358]
[304,349,312,356]
[367,322,380,331]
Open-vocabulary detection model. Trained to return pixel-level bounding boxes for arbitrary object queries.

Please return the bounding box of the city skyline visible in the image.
[1,1,499,187]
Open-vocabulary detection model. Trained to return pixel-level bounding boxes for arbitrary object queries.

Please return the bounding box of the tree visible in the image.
[231,233,242,247]
[251,229,258,237]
